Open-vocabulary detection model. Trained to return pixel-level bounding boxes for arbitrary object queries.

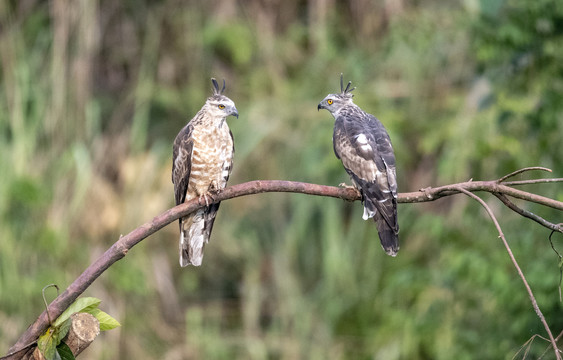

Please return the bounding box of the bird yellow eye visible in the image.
[327,99,333,105]
[218,104,225,109]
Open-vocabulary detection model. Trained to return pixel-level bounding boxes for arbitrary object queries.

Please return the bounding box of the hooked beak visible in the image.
[230,106,239,119]
[317,103,324,111]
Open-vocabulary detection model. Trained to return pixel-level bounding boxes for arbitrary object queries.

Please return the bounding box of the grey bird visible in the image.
[172,78,238,266]
[318,75,399,256]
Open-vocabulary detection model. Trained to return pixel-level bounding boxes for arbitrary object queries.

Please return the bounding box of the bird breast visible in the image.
[187,123,233,199]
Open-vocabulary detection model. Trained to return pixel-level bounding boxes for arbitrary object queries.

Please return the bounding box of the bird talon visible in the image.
[198,193,214,207]
[339,183,356,191]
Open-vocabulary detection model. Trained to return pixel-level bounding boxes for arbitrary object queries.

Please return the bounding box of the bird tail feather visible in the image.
[179,210,207,267]
[374,212,399,257]
[363,197,399,257]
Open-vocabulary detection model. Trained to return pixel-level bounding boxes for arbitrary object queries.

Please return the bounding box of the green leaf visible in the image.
[89,308,121,331]
[38,317,70,357]
[57,318,72,342]
[56,342,76,360]
[54,297,101,327]
[37,329,58,360]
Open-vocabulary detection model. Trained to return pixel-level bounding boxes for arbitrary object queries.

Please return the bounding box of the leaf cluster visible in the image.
[36,297,120,360]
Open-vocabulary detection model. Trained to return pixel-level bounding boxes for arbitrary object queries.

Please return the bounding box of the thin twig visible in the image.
[41,284,59,327]
[456,187,561,360]
[513,333,547,360]
[498,167,553,182]
[539,330,563,359]
[513,334,533,360]
[548,230,563,303]
[503,178,563,186]
[493,193,563,233]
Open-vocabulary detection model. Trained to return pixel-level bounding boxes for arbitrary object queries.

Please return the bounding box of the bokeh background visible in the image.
[1,0,562,359]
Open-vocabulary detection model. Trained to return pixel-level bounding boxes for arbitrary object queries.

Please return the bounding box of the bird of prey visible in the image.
[318,75,399,256]
[172,78,238,266]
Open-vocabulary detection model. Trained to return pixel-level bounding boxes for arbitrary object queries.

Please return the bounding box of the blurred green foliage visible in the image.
[0,0,562,359]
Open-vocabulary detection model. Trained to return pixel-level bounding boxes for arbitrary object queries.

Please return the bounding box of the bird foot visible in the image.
[339,183,357,191]
[198,192,216,207]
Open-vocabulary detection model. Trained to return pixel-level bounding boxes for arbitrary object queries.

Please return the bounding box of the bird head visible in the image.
[317,74,355,115]
[207,78,239,119]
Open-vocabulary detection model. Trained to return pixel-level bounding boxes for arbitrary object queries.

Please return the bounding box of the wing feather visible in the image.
[172,124,194,206]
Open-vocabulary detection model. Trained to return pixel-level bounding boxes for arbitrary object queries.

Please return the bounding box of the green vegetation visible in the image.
[37,295,120,360]
[1,0,561,358]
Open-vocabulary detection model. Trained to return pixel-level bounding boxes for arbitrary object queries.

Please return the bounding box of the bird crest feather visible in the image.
[340,73,355,98]
[211,78,226,96]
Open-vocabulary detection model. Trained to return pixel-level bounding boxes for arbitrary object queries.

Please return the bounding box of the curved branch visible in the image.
[456,187,560,359]
[497,166,552,182]
[6,176,563,358]
[493,193,563,233]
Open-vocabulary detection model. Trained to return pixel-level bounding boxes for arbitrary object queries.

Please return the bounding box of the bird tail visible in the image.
[364,198,399,257]
[179,210,206,266]
[374,212,399,257]
[178,203,220,267]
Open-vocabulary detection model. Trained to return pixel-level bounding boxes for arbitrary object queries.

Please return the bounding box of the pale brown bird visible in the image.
[172,78,238,266]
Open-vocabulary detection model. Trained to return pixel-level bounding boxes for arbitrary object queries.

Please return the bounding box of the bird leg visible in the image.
[208,180,220,193]
[197,181,221,207]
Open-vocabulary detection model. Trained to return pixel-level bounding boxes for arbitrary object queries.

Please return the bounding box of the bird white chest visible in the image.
[187,122,233,198]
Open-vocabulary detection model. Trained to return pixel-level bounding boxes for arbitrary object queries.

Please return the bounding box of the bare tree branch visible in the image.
[456,187,561,360]
[502,178,563,186]
[5,171,563,359]
[493,193,563,233]
[404,181,563,210]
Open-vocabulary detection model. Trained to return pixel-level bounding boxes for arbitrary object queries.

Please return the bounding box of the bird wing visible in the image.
[334,111,398,233]
[172,123,194,206]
